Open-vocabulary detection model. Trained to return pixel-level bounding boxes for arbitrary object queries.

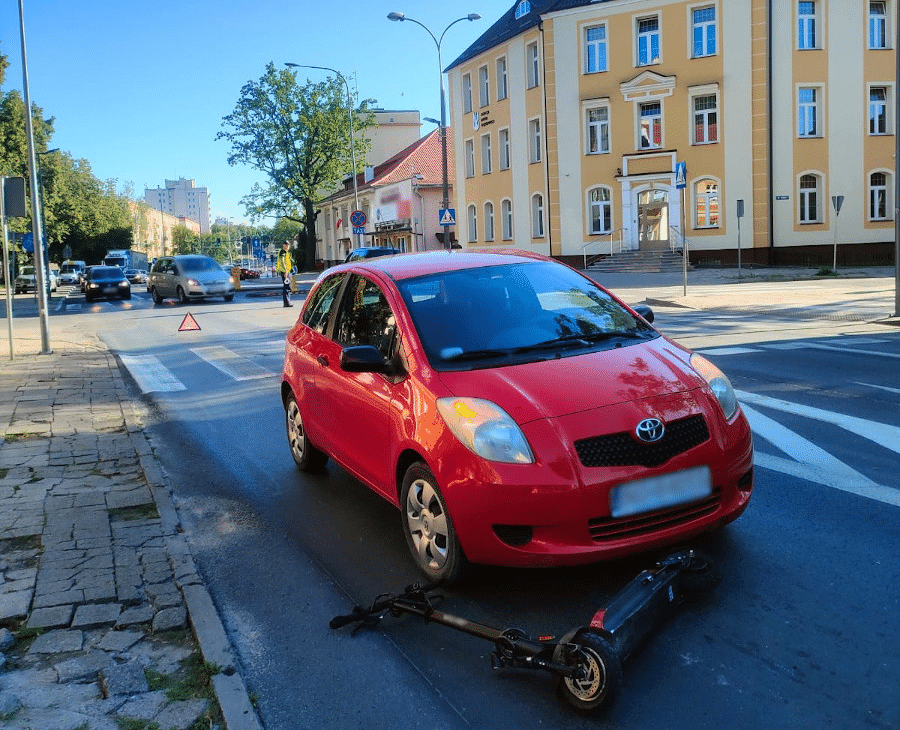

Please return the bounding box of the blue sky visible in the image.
[1,0,512,225]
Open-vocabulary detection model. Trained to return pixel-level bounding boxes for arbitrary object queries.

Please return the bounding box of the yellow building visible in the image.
[445,0,896,267]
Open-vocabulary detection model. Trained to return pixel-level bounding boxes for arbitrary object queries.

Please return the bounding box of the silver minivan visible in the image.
[148,255,235,304]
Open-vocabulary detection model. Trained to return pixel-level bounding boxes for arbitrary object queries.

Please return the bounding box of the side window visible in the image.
[302,274,344,334]
[334,275,397,359]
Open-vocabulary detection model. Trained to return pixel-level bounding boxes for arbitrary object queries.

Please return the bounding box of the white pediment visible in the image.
[619,70,676,102]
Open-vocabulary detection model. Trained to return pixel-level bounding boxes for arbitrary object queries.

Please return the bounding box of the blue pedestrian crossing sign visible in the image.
[439,208,456,226]
[675,162,687,189]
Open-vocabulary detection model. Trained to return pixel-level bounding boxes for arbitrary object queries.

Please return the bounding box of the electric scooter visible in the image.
[330,548,721,712]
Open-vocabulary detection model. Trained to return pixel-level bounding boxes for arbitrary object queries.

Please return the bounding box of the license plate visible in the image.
[609,465,712,518]
[103,286,116,294]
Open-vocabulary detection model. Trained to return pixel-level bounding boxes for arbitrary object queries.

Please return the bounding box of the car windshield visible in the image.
[398,261,657,371]
[92,267,125,280]
[20,267,35,276]
[180,257,221,274]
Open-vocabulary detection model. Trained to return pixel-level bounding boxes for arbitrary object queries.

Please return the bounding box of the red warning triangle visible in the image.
[178,313,201,332]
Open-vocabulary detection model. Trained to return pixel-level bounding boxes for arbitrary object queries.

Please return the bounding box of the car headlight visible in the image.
[691,354,739,420]
[187,278,199,287]
[436,397,534,464]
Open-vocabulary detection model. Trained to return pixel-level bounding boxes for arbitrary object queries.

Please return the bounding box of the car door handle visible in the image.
[316,355,329,367]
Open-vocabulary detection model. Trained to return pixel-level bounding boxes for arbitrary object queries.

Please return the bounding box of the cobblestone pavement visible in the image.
[0,341,259,730]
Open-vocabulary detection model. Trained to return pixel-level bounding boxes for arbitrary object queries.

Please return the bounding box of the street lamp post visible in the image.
[285,62,363,249]
[388,11,481,250]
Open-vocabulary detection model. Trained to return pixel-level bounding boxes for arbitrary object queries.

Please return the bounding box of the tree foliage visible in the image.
[217,62,374,270]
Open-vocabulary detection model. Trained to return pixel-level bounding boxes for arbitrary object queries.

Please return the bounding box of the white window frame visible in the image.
[869,84,892,134]
[467,204,478,242]
[527,43,540,88]
[691,5,717,58]
[797,85,823,138]
[465,139,475,178]
[481,133,493,175]
[462,73,473,114]
[478,65,490,108]
[636,14,661,66]
[798,1,818,50]
[584,24,608,74]
[531,193,545,238]
[639,101,663,149]
[869,170,893,220]
[870,1,887,49]
[496,56,508,100]
[690,87,719,144]
[529,117,542,163]
[585,103,610,154]
[501,199,513,240]
[498,128,511,170]
[587,186,613,235]
[693,178,720,228]
[798,172,823,224]
[484,201,495,241]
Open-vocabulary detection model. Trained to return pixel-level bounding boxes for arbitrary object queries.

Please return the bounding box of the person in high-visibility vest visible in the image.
[276,241,293,307]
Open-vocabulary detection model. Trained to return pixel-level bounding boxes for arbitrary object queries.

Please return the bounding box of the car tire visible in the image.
[401,462,466,584]
[123,292,131,300]
[176,286,189,304]
[224,294,234,302]
[150,287,163,305]
[285,392,328,472]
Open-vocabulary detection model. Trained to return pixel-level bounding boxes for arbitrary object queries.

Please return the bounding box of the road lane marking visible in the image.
[855,382,900,396]
[119,354,186,393]
[696,347,760,355]
[190,346,273,380]
[805,343,900,359]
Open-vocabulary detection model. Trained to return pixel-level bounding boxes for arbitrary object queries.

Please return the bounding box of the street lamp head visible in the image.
[387,11,405,21]
[467,14,481,20]
[423,117,440,126]
[284,62,299,67]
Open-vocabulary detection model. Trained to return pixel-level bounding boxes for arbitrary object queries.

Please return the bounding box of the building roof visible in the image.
[320,127,453,204]
[446,0,602,71]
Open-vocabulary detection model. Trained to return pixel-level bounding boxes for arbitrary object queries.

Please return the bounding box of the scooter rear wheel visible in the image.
[554,630,621,712]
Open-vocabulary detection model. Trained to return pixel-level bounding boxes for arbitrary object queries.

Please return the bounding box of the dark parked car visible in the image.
[344,246,401,262]
[281,250,753,583]
[84,266,131,302]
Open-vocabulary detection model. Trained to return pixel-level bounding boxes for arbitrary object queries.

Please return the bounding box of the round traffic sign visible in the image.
[350,210,367,227]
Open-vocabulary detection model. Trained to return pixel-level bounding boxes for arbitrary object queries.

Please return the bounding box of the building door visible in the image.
[637,189,669,249]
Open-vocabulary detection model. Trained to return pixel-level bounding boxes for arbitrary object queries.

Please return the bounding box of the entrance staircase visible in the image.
[585,249,689,274]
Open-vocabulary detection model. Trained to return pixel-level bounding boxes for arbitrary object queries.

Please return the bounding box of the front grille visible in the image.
[574,414,710,468]
[588,488,722,542]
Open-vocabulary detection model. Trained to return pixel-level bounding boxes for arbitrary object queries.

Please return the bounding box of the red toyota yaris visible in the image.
[281,250,753,583]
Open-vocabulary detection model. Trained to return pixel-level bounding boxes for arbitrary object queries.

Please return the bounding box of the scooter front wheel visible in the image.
[554,630,621,712]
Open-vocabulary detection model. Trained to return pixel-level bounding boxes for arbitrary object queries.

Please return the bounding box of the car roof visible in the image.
[336,248,554,281]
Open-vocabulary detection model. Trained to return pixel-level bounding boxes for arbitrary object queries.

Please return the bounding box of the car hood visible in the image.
[435,338,705,423]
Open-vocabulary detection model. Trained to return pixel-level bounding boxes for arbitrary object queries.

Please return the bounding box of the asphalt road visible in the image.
[33,283,900,729]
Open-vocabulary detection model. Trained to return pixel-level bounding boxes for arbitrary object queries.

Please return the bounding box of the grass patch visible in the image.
[4,432,42,443]
[816,266,838,277]
[109,503,160,521]
[115,719,160,730]
[140,650,223,729]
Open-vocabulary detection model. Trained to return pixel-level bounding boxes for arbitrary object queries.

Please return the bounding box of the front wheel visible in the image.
[401,463,466,584]
[554,630,621,712]
[176,286,189,304]
[224,294,234,302]
[284,392,328,471]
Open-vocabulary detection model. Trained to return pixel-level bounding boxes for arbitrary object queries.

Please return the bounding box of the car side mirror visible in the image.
[340,345,392,374]
[632,304,654,323]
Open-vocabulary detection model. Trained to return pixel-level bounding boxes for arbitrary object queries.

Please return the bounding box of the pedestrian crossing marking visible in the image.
[119,354,187,393]
[190,346,273,381]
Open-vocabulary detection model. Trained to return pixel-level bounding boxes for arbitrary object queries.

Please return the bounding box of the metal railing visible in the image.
[581,228,626,268]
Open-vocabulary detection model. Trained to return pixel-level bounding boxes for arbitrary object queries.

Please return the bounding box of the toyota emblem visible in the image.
[635,418,665,443]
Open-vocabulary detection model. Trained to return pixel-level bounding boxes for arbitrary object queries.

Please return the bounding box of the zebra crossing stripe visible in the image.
[119,354,186,393]
[190,346,273,380]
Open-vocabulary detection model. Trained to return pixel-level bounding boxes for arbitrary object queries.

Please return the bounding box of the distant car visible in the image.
[84,266,131,302]
[239,267,260,280]
[148,254,235,304]
[124,268,146,284]
[344,247,401,262]
[14,265,56,293]
[281,250,753,583]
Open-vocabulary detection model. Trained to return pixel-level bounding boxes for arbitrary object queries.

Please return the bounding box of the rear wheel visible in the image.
[554,630,621,712]
[678,551,722,600]
[285,392,328,471]
[401,462,466,584]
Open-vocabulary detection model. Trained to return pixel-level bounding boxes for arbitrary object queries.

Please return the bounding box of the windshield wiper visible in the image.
[514,330,650,354]
[441,347,511,361]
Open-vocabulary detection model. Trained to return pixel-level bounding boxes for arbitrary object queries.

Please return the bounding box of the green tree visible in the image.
[217,62,374,271]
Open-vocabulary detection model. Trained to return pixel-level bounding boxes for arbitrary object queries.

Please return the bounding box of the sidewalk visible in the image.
[0,265,897,729]
[0,327,260,728]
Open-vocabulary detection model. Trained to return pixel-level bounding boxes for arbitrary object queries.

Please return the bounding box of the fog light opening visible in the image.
[493,524,534,547]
